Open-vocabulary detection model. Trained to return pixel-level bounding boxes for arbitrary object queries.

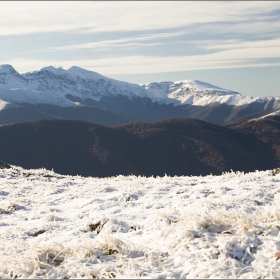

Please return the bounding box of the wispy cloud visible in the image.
[204,38,280,50]
[8,40,280,76]
[79,51,280,75]
[0,2,279,36]
[92,37,280,74]
[51,32,183,51]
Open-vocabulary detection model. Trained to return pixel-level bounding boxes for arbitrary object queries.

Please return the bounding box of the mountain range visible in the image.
[0,64,279,177]
[0,64,279,125]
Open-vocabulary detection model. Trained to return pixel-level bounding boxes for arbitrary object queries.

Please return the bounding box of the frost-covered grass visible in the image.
[0,166,280,278]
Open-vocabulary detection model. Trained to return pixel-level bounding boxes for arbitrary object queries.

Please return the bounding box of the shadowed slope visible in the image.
[0,118,277,177]
[0,95,278,126]
[228,115,280,166]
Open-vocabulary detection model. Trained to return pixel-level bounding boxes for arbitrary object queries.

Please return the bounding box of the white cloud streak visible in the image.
[2,2,280,77]
[51,32,183,51]
[7,37,280,76]
[0,1,279,36]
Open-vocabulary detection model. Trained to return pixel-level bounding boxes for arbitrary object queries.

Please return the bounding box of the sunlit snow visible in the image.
[0,165,280,278]
[0,64,279,109]
[0,100,18,110]
[254,110,280,120]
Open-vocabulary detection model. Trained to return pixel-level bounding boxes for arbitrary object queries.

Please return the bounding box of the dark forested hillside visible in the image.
[0,117,278,177]
[227,115,280,166]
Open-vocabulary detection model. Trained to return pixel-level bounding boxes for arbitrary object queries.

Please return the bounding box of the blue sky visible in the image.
[0,1,280,97]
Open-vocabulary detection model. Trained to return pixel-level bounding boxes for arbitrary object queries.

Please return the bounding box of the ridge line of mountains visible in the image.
[0,64,279,126]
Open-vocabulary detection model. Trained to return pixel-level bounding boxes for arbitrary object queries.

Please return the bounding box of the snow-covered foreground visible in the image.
[0,166,280,279]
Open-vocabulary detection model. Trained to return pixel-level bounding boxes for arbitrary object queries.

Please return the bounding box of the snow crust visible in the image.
[1,166,280,278]
[0,64,278,109]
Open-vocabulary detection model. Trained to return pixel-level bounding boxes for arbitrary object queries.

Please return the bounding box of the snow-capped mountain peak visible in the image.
[25,65,69,76]
[0,64,278,109]
[141,79,243,106]
[25,65,107,81]
[0,64,18,74]
[66,66,104,79]
[0,64,28,89]
[40,65,65,74]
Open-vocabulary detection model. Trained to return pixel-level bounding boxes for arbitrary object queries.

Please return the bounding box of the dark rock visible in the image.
[0,161,10,169]
[273,168,280,176]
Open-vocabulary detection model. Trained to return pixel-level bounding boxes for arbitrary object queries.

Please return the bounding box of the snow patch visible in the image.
[0,99,18,110]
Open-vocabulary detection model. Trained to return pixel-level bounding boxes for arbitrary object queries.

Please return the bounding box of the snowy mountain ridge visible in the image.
[0,64,278,108]
[250,109,280,121]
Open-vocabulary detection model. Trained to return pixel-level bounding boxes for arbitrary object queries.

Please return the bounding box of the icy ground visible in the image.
[0,166,280,279]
